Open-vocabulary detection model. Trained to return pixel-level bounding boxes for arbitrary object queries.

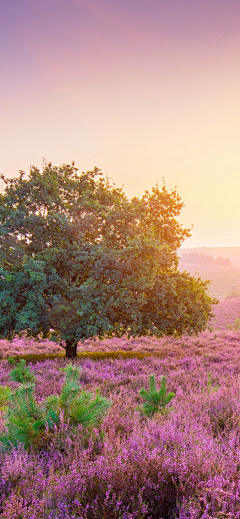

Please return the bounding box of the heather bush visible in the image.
[209,297,240,330]
[207,387,240,437]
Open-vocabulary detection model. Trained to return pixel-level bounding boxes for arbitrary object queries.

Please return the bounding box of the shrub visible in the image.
[9,359,36,383]
[138,375,175,417]
[208,389,238,436]
[0,364,112,450]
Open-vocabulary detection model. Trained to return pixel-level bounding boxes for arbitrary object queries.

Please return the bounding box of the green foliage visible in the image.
[58,363,82,410]
[9,359,36,383]
[1,383,59,449]
[0,162,216,358]
[0,364,111,450]
[7,357,16,364]
[0,385,12,412]
[67,387,112,429]
[207,372,219,394]
[58,364,112,429]
[138,375,175,418]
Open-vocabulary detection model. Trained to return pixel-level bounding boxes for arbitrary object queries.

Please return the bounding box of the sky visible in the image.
[0,0,239,248]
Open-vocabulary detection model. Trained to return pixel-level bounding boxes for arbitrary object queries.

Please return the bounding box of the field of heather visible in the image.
[1,297,240,359]
[0,298,240,518]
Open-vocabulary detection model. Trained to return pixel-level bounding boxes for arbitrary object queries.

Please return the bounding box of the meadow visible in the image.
[0,299,240,518]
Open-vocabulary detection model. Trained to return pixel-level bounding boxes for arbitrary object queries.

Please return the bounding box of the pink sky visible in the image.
[0,0,239,247]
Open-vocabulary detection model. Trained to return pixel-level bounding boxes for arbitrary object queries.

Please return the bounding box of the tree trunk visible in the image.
[65,339,78,359]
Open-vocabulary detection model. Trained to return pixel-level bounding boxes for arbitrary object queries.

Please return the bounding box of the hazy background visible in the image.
[0,0,239,247]
[178,246,240,299]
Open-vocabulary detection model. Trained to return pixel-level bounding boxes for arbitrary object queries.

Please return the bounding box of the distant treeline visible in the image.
[181,253,231,266]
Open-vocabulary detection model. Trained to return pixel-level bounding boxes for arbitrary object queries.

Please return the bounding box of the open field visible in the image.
[0,299,240,518]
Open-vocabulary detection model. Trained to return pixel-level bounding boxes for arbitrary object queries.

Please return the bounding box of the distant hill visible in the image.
[178,246,240,298]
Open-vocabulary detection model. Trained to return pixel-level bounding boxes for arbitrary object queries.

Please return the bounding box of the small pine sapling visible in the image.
[0,363,112,450]
[58,364,112,429]
[9,359,36,384]
[68,387,112,429]
[58,364,82,411]
[138,375,175,418]
[0,383,59,449]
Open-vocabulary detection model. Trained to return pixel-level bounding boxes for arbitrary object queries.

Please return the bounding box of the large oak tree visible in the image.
[0,162,215,358]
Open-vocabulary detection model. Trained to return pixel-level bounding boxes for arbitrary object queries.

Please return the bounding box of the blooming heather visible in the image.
[209,296,240,330]
[0,330,240,517]
[0,299,239,361]
[0,301,240,516]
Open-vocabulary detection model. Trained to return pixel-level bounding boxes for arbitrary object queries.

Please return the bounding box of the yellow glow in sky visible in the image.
[0,0,239,247]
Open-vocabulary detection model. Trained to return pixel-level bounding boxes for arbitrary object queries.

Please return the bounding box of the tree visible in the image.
[0,162,216,358]
[215,256,231,266]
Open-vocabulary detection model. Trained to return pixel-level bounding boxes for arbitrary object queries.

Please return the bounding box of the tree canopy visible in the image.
[0,162,216,358]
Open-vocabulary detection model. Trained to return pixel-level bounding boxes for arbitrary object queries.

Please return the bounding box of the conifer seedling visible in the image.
[0,363,112,450]
[9,359,36,383]
[139,375,175,417]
